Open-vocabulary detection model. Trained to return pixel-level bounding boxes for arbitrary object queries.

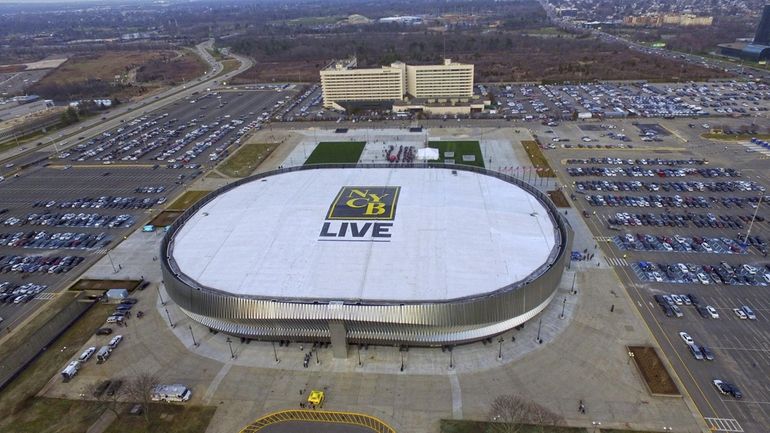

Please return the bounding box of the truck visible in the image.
[61,360,81,381]
[96,345,112,364]
[151,384,192,402]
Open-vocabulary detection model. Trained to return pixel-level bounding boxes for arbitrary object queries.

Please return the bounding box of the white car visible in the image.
[743,264,758,275]
[679,332,694,345]
[706,306,719,319]
[78,346,96,362]
[697,273,710,285]
[734,308,748,320]
[109,335,123,349]
[701,242,713,253]
[671,294,684,305]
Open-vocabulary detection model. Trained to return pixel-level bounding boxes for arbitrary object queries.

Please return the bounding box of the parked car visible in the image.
[679,331,694,345]
[713,379,742,399]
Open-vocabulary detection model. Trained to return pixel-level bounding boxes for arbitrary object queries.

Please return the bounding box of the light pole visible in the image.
[591,421,601,433]
[106,251,118,274]
[627,350,635,365]
[571,271,577,294]
[226,337,236,359]
[745,194,763,239]
[449,347,454,369]
[357,344,362,367]
[271,341,280,364]
[497,336,504,360]
[164,307,175,328]
[156,285,166,306]
[536,318,543,344]
[400,350,405,372]
[314,348,319,365]
[188,325,199,347]
[560,297,567,319]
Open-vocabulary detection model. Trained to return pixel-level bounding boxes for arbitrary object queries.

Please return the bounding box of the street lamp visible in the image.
[628,350,635,365]
[188,325,199,347]
[156,285,166,306]
[536,318,543,344]
[449,347,454,369]
[226,337,236,359]
[314,348,319,365]
[164,307,175,328]
[357,344,362,367]
[560,297,567,319]
[400,350,405,372]
[497,336,504,360]
[271,341,280,364]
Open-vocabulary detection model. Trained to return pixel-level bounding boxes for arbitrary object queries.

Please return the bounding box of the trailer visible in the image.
[61,360,81,381]
[151,384,192,402]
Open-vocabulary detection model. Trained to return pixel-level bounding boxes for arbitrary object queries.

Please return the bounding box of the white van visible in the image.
[78,346,97,362]
[151,384,192,402]
[109,335,123,349]
[61,360,81,381]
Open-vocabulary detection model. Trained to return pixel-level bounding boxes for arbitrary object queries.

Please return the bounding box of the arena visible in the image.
[160,164,572,358]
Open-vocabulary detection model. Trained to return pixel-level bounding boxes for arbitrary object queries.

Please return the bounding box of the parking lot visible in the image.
[0,86,299,332]
[547,119,770,432]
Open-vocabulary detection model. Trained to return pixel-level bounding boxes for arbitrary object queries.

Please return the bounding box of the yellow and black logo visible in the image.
[326,186,400,220]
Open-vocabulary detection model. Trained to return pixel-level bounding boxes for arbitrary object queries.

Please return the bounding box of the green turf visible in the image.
[428,141,485,168]
[304,141,365,165]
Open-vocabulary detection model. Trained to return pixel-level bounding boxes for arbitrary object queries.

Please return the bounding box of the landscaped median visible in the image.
[217,141,277,178]
[522,140,556,178]
[627,346,681,396]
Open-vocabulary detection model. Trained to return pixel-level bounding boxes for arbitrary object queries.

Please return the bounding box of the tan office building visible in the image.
[406,59,474,99]
[320,58,474,111]
[320,59,406,110]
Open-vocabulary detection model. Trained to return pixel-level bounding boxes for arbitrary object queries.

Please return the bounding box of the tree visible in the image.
[488,394,564,433]
[124,373,160,424]
[85,378,125,419]
[60,106,80,126]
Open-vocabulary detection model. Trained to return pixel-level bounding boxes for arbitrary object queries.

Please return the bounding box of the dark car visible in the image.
[700,346,715,361]
[96,328,113,335]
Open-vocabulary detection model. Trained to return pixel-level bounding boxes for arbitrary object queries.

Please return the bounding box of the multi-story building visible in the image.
[320,58,406,110]
[320,58,477,113]
[405,59,474,99]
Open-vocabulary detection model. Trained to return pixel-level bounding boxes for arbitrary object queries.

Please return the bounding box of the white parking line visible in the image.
[704,417,743,432]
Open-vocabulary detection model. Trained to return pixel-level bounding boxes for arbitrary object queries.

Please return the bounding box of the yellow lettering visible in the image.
[346,198,369,208]
[364,202,387,215]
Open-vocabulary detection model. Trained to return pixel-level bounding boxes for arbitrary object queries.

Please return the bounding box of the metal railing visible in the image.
[238,409,396,433]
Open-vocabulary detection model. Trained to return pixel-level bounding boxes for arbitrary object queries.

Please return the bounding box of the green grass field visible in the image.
[428,141,485,168]
[304,141,365,165]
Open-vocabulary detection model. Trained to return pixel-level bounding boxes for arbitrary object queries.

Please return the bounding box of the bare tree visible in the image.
[124,373,160,423]
[85,378,125,419]
[488,394,564,433]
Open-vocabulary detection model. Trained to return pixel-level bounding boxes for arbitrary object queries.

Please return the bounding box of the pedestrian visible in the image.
[610,304,615,313]
[118,264,122,270]
[597,262,600,267]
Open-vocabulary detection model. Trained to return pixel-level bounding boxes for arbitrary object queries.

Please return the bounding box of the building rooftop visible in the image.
[171,168,557,303]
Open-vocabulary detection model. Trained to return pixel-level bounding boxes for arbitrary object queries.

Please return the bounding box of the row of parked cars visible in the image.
[61,334,124,381]
[32,196,166,210]
[637,261,770,286]
[607,211,757,230]
[576,180,763,193]
[616,233,748,255]
[0,282,47,304]
[0,254,84,274]
[566,157,706,166]
[0,231,110,250]
[586,194,711,209]
[134,186,166,194]
[568,166,740,178]
[13,212,135,229]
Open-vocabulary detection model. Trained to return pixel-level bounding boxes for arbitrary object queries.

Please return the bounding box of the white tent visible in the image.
[416,147,439,161]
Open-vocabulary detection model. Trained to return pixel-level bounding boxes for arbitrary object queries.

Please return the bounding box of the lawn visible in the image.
[702,132,770,141]
[304,141,365,165]
[167,191,210,211]
[217,141,277,178]
[521,140,556,177]
[105,405,217,433]
[547,189,571,208]
[428,140,485,168]
[440,420,586,433]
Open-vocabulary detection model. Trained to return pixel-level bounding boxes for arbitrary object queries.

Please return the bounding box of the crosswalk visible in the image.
[605,257,629,267]
[704,417,743,432]
[34,293,57,301]
[94,248,110,255]
[594,236,615,242]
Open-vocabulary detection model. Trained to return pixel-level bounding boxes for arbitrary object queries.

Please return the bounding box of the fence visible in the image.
[239,409,396,433]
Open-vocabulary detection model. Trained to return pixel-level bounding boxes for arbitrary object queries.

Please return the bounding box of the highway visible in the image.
[0,38,254,168]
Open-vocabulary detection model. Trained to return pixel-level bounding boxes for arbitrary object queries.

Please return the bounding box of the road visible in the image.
[0,38,254,167]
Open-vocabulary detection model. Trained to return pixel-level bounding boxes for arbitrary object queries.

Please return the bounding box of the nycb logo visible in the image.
[326,186,400,220]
